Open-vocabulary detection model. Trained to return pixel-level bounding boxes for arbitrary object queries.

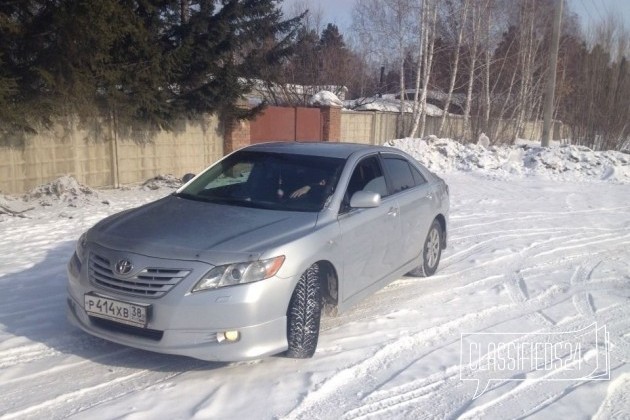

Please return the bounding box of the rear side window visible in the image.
[383,157,417,194]
[411,165,427,185]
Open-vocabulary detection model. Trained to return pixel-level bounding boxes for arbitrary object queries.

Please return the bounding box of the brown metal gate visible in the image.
[250,106,322,143]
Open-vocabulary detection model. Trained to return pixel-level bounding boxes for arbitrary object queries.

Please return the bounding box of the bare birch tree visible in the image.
[462,1,482,141]
[352,0,415,135]
[438,0,470,137]
[409,0,438,137]
[481,0,492,134]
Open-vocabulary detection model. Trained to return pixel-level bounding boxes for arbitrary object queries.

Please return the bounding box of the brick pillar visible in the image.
[223,116,251,154]
[321,105,341,142]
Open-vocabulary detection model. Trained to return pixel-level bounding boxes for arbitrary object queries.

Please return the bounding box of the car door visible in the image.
[381,154,434,269]
[338,155,401,300]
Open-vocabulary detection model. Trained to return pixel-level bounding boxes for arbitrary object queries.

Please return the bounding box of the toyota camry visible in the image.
[67,142,449,361]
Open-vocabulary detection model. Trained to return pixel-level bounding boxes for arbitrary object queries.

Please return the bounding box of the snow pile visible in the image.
[477,132,490,148]
[140,174,182,190]
[309,90,343,107]
[0,174,183,219]
[391,137,630,183]
[24,175,107,207]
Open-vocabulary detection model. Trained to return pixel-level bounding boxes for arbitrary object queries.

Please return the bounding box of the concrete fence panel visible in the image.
[0,115,223,194]
[372,113,399,145]
[340,111,373,144]
[116,117,222,185]
[0,118,114,194]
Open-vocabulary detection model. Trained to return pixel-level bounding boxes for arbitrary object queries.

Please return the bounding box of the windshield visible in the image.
[178,150,346,212]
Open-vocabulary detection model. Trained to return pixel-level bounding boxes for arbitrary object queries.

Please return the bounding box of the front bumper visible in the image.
[66,247,297,362]
[66,296,287,361]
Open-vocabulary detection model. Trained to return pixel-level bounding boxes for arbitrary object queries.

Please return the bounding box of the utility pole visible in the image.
[541,0,563,147]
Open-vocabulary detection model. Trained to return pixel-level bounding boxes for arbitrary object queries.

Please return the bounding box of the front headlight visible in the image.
[76,232,88,263]
[192,256,285,292]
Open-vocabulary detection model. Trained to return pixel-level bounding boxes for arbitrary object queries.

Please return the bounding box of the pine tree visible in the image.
[157,0,302,120]
[0,0,302,133]
[0,1,47,132]
[320,23,344,50]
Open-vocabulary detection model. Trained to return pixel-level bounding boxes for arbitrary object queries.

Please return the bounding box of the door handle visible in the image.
[387,207,399,217]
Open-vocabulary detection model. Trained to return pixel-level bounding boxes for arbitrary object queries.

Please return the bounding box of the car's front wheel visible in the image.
[414,220,443,277]
[285,264,322,358]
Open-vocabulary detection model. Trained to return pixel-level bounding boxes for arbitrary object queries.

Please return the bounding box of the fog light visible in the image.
[217,330,240,343]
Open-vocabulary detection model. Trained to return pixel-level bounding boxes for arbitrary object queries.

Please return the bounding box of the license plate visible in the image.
[84,294,149,327]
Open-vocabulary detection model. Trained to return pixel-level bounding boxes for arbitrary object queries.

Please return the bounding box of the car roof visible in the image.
[242,142,394,160]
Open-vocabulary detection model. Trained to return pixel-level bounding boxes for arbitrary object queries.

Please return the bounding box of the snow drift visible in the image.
[390,136,630,183]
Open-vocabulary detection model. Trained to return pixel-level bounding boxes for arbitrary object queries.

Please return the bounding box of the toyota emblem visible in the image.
[115,259,133,275]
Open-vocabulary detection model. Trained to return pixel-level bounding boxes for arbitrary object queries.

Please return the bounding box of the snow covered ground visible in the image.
[0,139,629,419]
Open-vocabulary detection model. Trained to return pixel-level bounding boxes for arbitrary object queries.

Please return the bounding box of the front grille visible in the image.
[89,316,164,341]
[89,254,190,298]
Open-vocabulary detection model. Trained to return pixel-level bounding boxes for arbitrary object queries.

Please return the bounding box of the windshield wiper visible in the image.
[173,192,213,203]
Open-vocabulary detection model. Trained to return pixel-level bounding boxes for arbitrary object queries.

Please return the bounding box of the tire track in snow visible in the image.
[453,226,620,242]
[294,238,630,420]
[457,311,630,420]
[570,260,600,319]
[344,303,629,420]
[2,368,184,420]
[0,352,205,420]
[567,258,630,363]
[0,343,61,369]
[287,305,513,420]
[320,273,504,333]
[0,332,122,371]
[313,192,629,418]
[0,346,132,386]
[504,269,556,328]
[449,206,630,222]
[449,210,630,233]
[285,281,580,420]
[318,222,629,388]
[440,229,610,275]
[535,234,630,258]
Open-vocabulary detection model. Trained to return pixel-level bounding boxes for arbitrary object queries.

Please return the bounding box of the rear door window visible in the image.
[382,157,416,194]
[410,165,427,185]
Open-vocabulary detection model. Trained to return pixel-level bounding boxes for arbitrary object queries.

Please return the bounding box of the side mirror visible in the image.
[182,173,195,183]
[350,191,381,208]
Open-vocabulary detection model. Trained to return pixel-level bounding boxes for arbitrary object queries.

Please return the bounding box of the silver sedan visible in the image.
[67,142,450,361]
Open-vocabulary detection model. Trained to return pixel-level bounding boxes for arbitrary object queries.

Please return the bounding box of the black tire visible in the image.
[285,264,322,358]
[414,220,443,277]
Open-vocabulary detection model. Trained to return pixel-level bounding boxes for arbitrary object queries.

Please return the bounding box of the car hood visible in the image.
[89,195,318,265]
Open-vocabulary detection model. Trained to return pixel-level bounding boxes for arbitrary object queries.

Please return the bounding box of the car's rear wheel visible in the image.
[414,220,442,277]
[285,264,322,358]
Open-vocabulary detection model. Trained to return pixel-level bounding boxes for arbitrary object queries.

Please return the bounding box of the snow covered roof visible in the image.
[383,89,466,106]
[309,90,343,107]
[246,78,348,105]
[343,97,445,116]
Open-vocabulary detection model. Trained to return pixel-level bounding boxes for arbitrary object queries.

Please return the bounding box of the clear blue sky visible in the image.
[569,0,630,29]
[281,0,355,31]
[281,0,630,34]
